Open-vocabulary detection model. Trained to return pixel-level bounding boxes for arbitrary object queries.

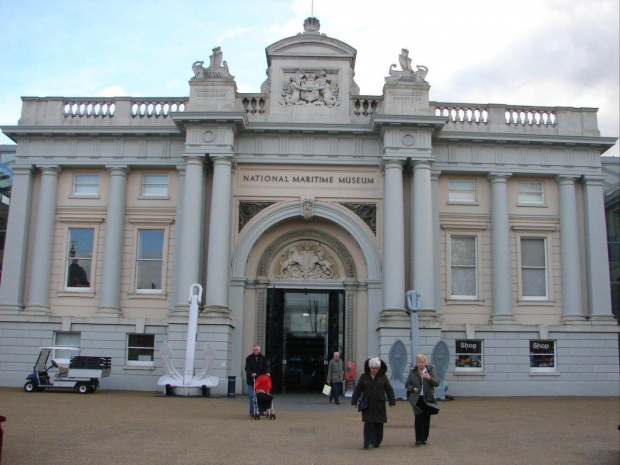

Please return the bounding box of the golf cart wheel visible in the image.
[24,381,37,393]
[77,383,90,394]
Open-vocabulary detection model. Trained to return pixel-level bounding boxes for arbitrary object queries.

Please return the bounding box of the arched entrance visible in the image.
[229,200,382,394]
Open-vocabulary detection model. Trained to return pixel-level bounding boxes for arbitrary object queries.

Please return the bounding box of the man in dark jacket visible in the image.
[245,345,269,416]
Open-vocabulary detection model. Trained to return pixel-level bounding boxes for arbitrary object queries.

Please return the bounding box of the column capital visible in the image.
[182,153,206,164]
[410,160,433,171]
[11,165,35,176]
[382,158,405,170]
[39,165,61,175]
[488,172,512,182]
[555,175,579,185]
[431,170,442,180]
[581,174,606,186]
[105,165,130,175]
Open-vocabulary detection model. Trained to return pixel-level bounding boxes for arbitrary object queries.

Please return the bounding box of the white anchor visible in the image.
[158,284,219,396]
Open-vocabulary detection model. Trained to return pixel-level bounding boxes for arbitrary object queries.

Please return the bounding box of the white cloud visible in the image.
[217,26,249,44]
[98,86,130,97]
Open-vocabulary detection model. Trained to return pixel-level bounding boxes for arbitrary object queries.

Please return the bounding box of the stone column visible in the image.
[26,166,60,315]
[97,166,129,316]
[557,176,585,322]
[168,166,185,314]
[582,176,614,321]
[489,173,514,322]
[175,155,205,312]
[431,170,442,316]
[381,159,406,311]
[411,161,436,317]
[205,156,234,310]
[0,166,34,312]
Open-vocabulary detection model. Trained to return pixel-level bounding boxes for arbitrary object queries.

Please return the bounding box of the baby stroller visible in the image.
[253,374,275,420]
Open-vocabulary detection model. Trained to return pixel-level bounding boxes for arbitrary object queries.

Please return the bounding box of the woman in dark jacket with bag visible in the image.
[405,353,440,446]
[351,357,396,449]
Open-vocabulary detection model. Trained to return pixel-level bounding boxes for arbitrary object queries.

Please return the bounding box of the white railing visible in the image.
[63,99,116,118]
[504,107,556,127]
[435,105,489,125]
[131,99,187,119]
[436,103,557,128]
[241,96,267,115]
[352,97,381,118]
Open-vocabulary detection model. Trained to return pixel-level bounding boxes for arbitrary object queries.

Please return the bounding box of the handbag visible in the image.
[322,384,331,396]
[357,396,369,412]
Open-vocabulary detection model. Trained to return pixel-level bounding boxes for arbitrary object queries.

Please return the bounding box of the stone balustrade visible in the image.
[352,97,381,118]
[63,99,117,118]
[241,95,267,115]
[131,98,187,119]
[433,102,600,137]
[14,97,600,138]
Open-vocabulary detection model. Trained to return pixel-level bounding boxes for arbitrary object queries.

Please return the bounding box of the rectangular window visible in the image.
[66,228,94,289]
[53,332,81,367]
[521,237,547,299]
[450,236,477,298]
[142,174,169,197]
[455,339,483,371]
[518,182,544,204]
[73,174,99,196]
[136,229,164,291]
[448,179,476,203]
[126,334,155,365]
[529,340,556,372]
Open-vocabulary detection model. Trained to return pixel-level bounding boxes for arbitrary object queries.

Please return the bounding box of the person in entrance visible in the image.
[351,357,396,449]
[326,351,344,404]
[245,345,269,417]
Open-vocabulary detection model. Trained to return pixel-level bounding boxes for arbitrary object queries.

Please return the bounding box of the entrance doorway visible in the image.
[265,289,344,393]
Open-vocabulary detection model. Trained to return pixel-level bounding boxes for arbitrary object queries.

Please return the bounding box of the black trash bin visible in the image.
[227,376,236,398]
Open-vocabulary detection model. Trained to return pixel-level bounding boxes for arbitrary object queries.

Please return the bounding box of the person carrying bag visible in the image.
[405,353,440,446]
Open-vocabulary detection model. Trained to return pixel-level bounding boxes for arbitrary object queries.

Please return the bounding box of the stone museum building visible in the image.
[0,18,617,396]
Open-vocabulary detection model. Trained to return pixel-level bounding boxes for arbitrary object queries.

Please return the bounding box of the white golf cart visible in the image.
[24,347,112,394]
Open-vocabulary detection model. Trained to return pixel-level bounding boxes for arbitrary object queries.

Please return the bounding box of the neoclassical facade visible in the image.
[0,18,617,396]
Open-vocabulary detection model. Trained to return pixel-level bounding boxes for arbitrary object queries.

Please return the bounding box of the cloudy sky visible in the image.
[1,0,618,155]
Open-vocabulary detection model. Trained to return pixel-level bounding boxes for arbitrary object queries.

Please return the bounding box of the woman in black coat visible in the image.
[405,353,440,446]
[351,357,396,449]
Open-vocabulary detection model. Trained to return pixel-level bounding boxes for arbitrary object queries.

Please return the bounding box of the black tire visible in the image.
[77,383,89,394]
[24,381,37,393]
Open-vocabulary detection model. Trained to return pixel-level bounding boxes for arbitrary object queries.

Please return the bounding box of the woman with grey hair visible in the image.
[351,357,396,449]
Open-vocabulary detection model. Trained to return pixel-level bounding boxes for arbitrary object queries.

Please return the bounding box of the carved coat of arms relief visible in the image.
[275,241,339,279]
[279,69,340,107]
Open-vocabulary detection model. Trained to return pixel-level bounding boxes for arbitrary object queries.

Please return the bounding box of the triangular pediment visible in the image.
[266,35,356,67]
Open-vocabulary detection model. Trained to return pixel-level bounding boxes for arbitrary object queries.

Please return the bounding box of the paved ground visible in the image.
[0,387,618,465]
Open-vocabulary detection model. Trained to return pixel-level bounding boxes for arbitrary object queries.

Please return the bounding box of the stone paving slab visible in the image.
[0,388,618,465]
